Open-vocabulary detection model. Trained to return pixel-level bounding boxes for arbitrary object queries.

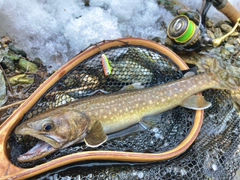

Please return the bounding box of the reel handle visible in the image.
[214,0,240,24]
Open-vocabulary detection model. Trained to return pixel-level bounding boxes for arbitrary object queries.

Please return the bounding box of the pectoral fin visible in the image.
[84,120,108,147]
[181,95,211,110]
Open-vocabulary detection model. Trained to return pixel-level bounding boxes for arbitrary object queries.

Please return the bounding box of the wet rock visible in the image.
[214,28,223,38]
[207,30,215,39]
[33,57,43,67]
[206,20,214,28]
[0,70,7,107]
[1,56,15,71]
[5,52,20,61]
[151,37,161,43]
[18,59,38,73]
[227,39,238,45]
[9,44,27,58]
[220,48,231,57]
[224,43,235,53]
[220,24,233,33]
[214,20,225,28]
[235,60,240,67]
[230,32,239,37]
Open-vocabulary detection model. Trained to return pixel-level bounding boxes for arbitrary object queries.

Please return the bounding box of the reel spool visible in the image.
[166,11,204,52]
[167,15,199,45]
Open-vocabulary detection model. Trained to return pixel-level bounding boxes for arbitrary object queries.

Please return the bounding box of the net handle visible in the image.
[0,38,203,179]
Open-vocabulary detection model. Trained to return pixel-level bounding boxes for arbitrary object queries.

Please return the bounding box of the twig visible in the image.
[0,100,25,112]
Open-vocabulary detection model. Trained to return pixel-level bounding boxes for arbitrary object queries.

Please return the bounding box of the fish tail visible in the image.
[202,58,240,109]
[202,58,240,91]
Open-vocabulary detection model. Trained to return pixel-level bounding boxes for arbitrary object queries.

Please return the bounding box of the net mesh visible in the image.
[8,44,240,179]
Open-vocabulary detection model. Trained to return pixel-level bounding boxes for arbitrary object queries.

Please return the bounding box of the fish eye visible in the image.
[42,121,54,132]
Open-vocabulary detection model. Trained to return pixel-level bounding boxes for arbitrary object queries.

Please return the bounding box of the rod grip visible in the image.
[216,1,240,24]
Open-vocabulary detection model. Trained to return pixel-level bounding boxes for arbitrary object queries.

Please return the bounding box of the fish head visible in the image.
[14,109,89,162]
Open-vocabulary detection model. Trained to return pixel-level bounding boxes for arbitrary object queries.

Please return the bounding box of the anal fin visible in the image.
[120,82,144,91]
[84,120,108,147]
[181,95,211,110]
[140,115,161,129]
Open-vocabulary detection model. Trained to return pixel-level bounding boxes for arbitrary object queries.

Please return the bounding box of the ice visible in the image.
[0,0,239,71]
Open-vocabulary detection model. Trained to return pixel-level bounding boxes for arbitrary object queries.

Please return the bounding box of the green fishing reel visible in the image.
[166,0,240,52]
[167,15,197,44]
[166,10,209,52]
[166,11,203,51]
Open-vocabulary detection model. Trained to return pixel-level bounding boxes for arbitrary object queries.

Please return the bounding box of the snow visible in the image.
[0,0,239,71]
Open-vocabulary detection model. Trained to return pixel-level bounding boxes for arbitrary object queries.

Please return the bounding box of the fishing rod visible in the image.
[166,0,240,51]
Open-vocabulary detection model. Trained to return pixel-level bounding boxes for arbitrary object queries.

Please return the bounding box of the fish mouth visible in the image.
[17,139,57,163]
[15,127,61,162]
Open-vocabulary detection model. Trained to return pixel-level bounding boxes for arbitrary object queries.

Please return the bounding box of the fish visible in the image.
[14,59,240,162]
